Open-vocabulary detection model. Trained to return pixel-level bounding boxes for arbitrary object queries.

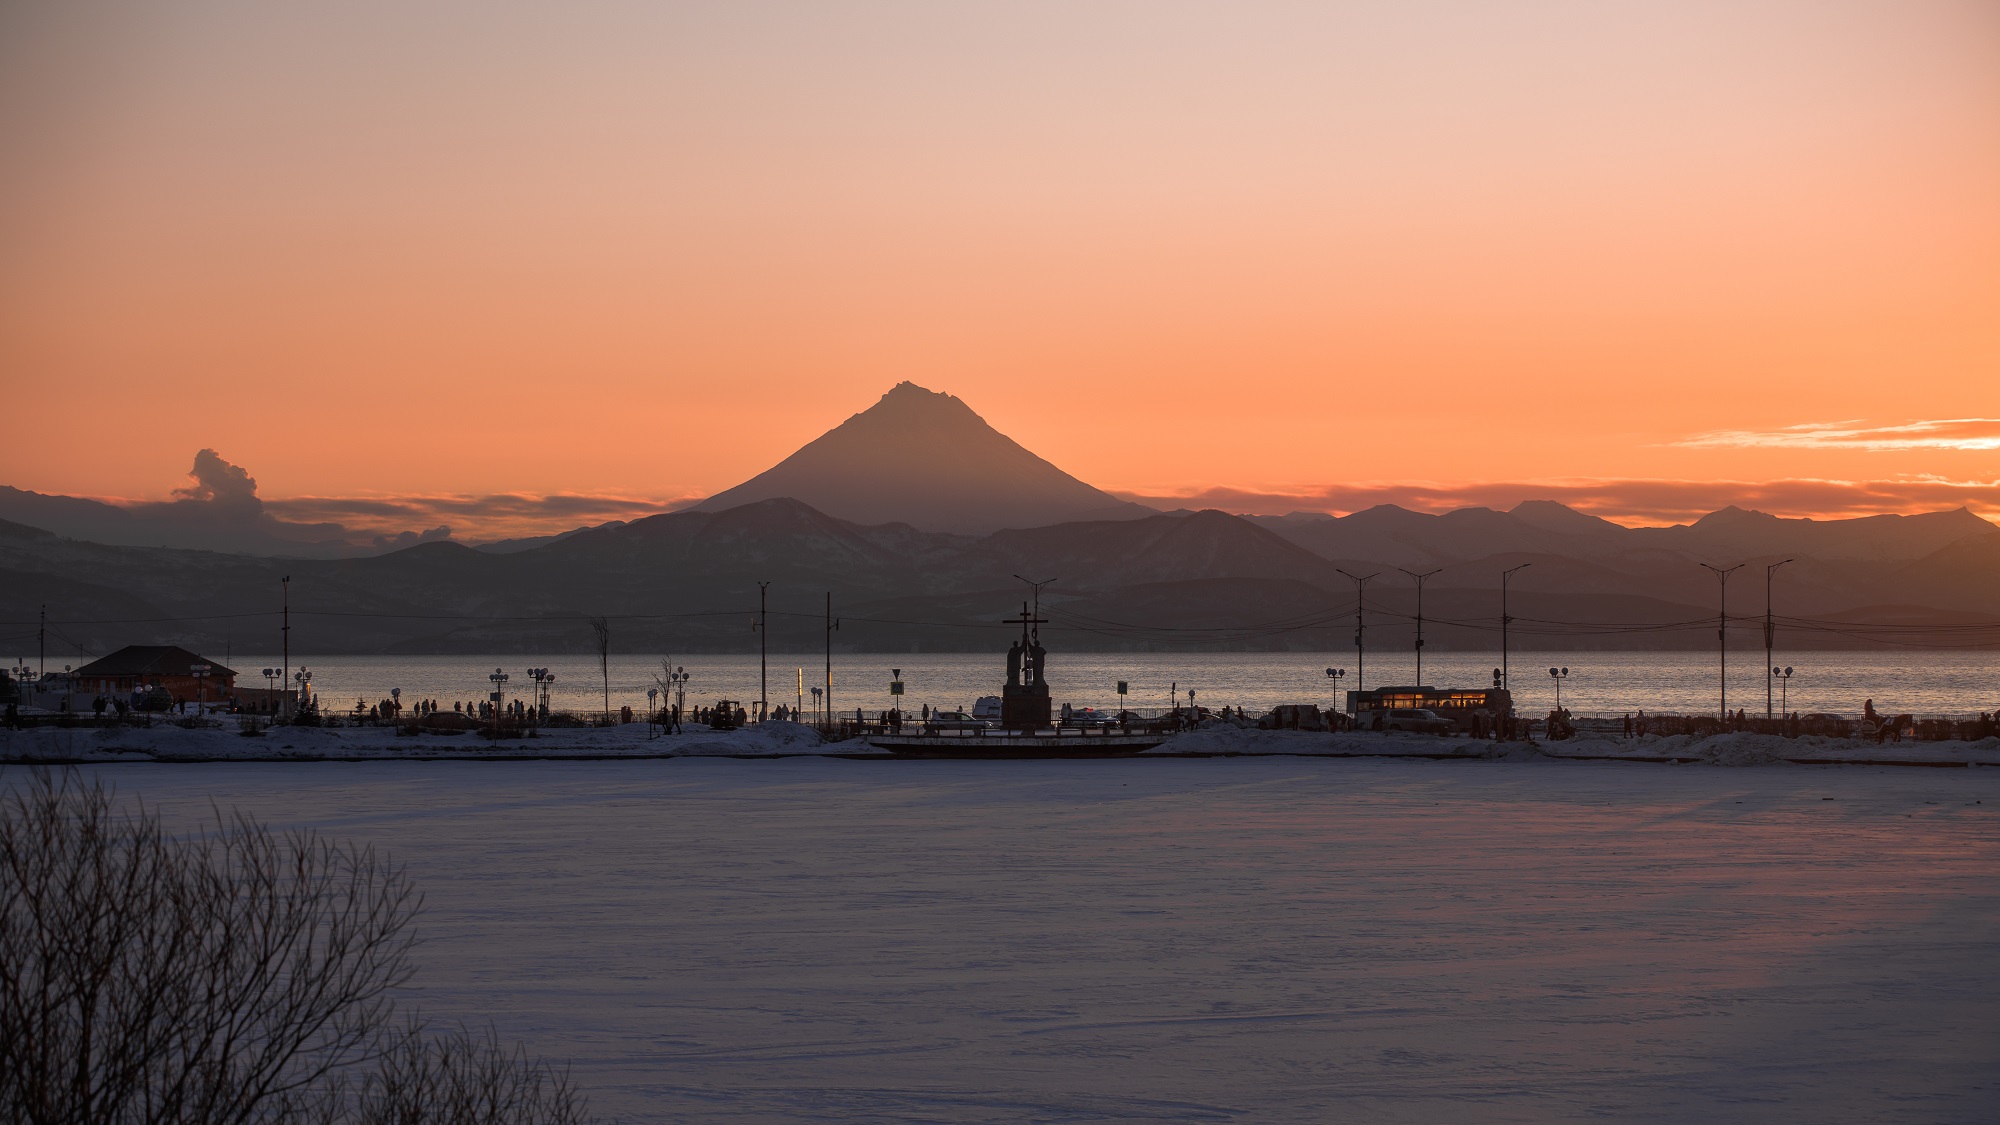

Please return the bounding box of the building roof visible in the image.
[71,646,237,680]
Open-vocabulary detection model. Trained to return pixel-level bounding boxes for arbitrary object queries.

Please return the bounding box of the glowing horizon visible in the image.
[3,1,1995,541]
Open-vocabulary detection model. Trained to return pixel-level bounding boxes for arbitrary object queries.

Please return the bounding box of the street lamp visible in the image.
[1549,666,1570,711]
[487,668,509,735]
[293,667,312,715]
[1772,665,1794,717]
[1397,568,1443,687]
[1336,569,1379,693]
[1500,563,1531,690]
[191,662,210,712]
[1325,667,1347,720]
[1763,559,1793,718]
[1699,562,1744,720]
[647,687,659,737]
[810,685,823,726]
[262,668,278,712]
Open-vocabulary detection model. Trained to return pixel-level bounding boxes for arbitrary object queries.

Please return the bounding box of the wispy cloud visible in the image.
[1675,419,2000,452]
[263,492,697,542]
[1114,476,2000,526]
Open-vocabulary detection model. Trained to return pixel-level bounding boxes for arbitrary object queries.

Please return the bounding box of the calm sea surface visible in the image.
[224,650,2000,719]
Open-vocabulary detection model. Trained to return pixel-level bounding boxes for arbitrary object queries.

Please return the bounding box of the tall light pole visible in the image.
[1500,563,1531,691]
[1772,665,1794,716]
[1700,563,1743,720]
[1325,667,1346,722]
[1398,568,1443,687]
[1549,666,1570,711]
[488,667,509,736]
[753,581,770,722]
[1336,569,1379,694]
[824,592,839,728]
[280,577,290,717]
[1763,559,1793,719]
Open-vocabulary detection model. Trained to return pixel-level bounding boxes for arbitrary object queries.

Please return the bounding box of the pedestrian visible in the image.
[1622,713,1631,738]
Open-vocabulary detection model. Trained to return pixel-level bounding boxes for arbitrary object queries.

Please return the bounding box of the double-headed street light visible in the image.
[1549,666,1570,711]
[1772,665,1795,716]
[1325,667,1347,718]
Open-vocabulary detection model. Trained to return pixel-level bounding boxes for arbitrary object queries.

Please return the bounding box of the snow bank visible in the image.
[0,718,830,763]
[7,718,1997,767]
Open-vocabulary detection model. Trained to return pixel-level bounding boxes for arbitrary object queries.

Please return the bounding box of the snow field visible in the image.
[38,757,2000,1123]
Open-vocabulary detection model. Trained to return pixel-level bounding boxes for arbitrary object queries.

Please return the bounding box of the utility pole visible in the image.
[1500,563,1531,692]
[1700,563,1744,720]
[825,592,839,729]
[1764,559,1793,719]
[1397,567,1443,686]
[281,577,291,715]
[756,581,770,723]
[1336,569,1379,694]
[38,604,46,679]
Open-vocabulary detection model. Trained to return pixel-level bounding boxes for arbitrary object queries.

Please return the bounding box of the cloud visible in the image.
[1675,419,2000,452]
[371,525,454,550]
[265,491,695,542]
[167,449,262,506]
[1114,476,2000,526]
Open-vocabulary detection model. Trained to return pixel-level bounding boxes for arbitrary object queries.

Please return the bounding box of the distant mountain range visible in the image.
[3,494,1996,661]
[2,382,1995,660]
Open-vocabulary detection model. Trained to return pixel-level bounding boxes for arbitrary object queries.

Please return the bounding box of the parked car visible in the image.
[926,710,987,732]
[1377,707,1454,735]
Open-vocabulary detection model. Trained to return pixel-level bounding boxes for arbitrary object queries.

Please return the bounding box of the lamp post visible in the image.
[1549,666,1570,711]
[647,687,659,737]
[756,580,770,722]
[1397,568,1443,687]
[1772,665,1794,717]
[1336,569,1379,694]
[671,666,688,728]
[488,667,509,737]
[191,662,209,712]
[1500,563,1531,691]
[293,667,312,715]
[1763,559,1793,719]
[261,668,277,712]
[810,685,823,726]
[390,687,401,724]
[1325,667,1347,721]
[1699,563,1744,720]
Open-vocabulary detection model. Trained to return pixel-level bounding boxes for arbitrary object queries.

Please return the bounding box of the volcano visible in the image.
[693,382,1152,534]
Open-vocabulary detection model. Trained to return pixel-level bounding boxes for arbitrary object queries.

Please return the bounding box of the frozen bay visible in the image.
[62,758,2000,1123]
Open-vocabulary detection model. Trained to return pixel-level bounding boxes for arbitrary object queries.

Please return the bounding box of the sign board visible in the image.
[889,681,904,696]
[488,691,502,702]
[1116,681,1128,694]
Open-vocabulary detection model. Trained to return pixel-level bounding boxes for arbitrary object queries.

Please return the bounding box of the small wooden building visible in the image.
[70,646,239,703]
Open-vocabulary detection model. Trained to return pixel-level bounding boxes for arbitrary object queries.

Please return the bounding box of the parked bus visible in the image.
[1346,686,1512,733]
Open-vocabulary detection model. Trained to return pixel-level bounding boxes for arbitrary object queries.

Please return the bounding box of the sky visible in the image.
[3,0,1996,540]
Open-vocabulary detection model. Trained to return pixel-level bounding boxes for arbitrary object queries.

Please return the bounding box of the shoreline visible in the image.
[8,721,1998,769]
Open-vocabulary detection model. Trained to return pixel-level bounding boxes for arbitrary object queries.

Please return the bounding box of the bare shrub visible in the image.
[0,770,600,1125]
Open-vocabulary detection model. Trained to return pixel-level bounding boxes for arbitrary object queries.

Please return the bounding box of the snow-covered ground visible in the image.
[32,757,2000,1123]
[9,718,2000,769]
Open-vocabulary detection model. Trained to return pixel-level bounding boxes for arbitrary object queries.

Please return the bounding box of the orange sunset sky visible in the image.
[3,1,1997,541]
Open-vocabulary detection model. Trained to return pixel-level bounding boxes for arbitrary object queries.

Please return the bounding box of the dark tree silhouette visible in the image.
[0,770,598,1125]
